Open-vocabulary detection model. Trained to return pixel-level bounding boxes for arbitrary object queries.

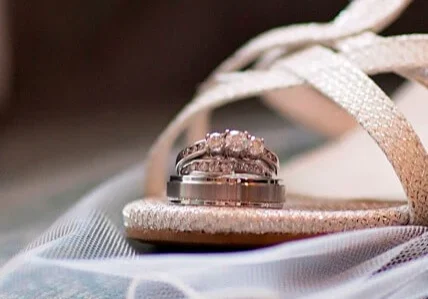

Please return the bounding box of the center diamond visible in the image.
[225,130,249,154]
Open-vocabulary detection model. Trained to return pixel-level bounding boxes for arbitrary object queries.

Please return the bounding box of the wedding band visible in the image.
[175,129,279,175]
[179,157,274,177]
[167,175,286,208]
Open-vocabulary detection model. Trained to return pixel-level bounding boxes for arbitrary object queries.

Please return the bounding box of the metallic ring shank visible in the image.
[167,175,286,208]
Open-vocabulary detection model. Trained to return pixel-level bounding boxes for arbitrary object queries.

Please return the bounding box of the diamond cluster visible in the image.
[182,141,206,158]
[182,158,271,177]
[207,130,264,157]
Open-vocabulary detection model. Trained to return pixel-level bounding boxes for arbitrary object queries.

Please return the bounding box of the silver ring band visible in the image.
[167,175,286,208]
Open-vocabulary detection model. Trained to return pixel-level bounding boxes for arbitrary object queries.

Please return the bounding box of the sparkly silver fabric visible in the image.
[338,34,428,85]
[123,198,409,235]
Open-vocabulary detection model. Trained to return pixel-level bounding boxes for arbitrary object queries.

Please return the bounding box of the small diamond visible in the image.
[209,161,221,172]
[266,152,277,162]
[221,162,233,173]
[186,146,196,156]
[225,130,249,155]
[200,162,209,171]
[207,132,224,154]
[249,137,264,157]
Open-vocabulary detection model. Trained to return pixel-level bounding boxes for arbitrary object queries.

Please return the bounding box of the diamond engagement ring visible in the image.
[175,129,280,176]
[167,129,286,208]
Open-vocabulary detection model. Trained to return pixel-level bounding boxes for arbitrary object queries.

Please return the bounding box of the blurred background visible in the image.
[0,1,427,250]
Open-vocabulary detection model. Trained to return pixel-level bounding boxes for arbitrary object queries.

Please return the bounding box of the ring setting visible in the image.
[176,129,279,176]
[168,129,286,208]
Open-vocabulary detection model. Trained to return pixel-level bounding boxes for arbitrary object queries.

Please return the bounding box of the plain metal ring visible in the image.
[167,175,286,208]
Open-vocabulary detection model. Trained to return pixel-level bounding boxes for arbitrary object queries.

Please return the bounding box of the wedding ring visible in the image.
[168,129,286,208]
[175,129,279,175]
[179,157,274,177]
[167,175,286,208]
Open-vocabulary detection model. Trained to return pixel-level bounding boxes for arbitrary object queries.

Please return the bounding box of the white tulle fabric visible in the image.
[2,0,428,298]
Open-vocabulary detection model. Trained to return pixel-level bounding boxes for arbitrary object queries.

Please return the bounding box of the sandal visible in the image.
[123,0,428,246]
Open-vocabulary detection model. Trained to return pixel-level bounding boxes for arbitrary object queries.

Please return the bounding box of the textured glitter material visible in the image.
[338,34,428,86]
[123,198,409,235]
